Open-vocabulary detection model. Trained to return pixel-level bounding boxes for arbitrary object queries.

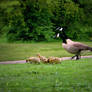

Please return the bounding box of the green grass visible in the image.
[0,58,92,92]
[0,41,92,61]
[0,42,92,92]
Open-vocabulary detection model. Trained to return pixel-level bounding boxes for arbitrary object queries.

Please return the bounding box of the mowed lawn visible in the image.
[0,42,92,92]
[0,41,92,61]
[0,59,92,92]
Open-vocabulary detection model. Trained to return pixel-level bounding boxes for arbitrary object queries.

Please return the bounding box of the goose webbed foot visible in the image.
[71,55,81,60]
[71,56,76,60]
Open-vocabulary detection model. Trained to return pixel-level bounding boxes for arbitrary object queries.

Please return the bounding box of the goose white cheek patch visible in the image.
[57,33,60,37]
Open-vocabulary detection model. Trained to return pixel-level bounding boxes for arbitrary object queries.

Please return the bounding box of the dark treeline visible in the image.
[0,0,92,42]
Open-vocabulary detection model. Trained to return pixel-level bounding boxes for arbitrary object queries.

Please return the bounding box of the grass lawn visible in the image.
[0,58,92,92]
[0,41,92,61]
[0,41,92,92]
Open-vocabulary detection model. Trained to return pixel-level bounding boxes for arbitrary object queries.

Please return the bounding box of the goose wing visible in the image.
[73,42,90,50]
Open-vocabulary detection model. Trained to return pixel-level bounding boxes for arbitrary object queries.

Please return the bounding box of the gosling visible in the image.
[37,53,48,63]
[48,57,61,64]
[26,57,40,64]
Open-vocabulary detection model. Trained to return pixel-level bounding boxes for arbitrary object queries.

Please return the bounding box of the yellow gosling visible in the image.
[37,53,48,63]
[26,57,40,64]
[48,57,61,64]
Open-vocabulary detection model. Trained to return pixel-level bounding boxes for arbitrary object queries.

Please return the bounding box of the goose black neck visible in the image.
[62,30,68,39]
[62,37,67,43]
[59,35,67,43]
[60,30,68,44]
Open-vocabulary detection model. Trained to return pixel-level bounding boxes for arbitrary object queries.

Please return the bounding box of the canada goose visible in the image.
[57,27,92,60]
[26,57,40,64]
[37,53,48,63]
[48,57,61,64]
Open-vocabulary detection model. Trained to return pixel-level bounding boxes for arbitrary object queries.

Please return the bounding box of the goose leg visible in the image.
[76,55,81,60]
[76,51,81,60]
[79,54,81,59]
[71,54,81,60]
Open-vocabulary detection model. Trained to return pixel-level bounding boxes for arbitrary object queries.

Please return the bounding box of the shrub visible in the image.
[7,0,54,42]
[67,22,92,40]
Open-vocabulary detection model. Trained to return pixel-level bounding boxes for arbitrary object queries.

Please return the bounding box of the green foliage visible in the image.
[7,7,29,41]
[79,0,92,26]
[0,0,92,41]
[0,7,8,36]
[67,22,92,40]
[6,0,54,41]
[50,0,84,33]
[60,1,80,27]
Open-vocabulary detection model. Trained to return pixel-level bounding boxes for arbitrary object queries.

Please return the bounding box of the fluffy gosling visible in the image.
[26,57,40,64]
[48,57,61,64]
[37,53,48,63]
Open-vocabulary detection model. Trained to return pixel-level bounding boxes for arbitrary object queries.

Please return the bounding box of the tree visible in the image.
[18,0,54,41]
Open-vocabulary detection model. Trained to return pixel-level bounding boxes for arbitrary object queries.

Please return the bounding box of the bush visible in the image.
[6,0,54,42]
[6,6,29,41]
[0,0,92,42]
[67,22,92,40]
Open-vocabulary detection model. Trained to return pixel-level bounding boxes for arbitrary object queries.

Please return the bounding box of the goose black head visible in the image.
[56,27,68,43]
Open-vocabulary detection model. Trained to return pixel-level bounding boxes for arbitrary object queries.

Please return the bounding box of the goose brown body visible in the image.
[62,39,92,54]
[57,27,92,60]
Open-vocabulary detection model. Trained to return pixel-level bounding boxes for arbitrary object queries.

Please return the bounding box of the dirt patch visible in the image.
[0,56,92,64]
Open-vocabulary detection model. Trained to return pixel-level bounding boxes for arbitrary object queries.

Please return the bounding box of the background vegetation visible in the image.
[0,0,92,42]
